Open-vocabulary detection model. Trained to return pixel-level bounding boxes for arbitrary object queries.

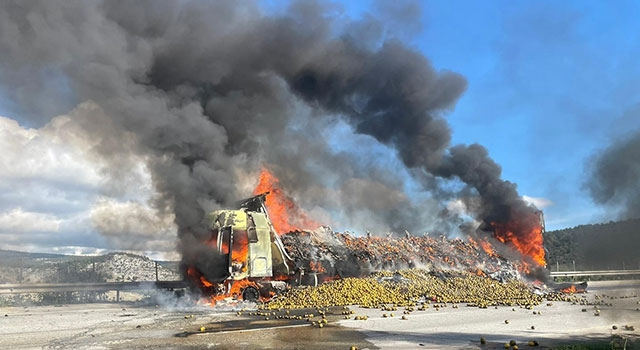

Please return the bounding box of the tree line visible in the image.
[544,218,640,271]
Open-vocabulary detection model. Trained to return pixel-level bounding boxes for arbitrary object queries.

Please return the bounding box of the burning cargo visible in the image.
[185,191,555,305]
[183,165,578,306]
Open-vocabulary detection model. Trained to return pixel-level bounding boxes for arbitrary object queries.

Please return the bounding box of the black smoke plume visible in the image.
[587,129,640,220]
[0,1,540,268]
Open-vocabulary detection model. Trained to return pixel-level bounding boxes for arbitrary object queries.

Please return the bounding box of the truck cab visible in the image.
[189,193,293,302]
[207,205,292,281]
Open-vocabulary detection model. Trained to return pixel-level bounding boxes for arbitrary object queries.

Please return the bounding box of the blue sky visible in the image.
[315,0,640,230]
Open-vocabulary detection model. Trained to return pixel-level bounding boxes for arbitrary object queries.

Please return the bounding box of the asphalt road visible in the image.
[340,280,640,349]
[0,280,638,349]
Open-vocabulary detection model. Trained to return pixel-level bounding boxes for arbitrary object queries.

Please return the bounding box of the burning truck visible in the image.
[185,193,299,303]
[183,169,586,305]
[185,191,379,303]
[184,191,568,305]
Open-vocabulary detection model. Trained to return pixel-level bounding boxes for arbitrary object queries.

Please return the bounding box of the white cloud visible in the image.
[90,198,177,250]
[0,208,61,233]
[0,115,102,187]
[523,195,553,209]
[0,107,177,257]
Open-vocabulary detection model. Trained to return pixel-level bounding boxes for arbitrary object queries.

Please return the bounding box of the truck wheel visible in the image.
[242,286,260,302]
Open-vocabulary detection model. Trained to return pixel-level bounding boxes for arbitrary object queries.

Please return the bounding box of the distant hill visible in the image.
[0,250,181,284]
[0,249,70,267]
[544,218,640,271]
[0,249,67,260]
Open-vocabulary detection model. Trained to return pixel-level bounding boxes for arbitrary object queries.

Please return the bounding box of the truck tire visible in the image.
[242,286,260,302]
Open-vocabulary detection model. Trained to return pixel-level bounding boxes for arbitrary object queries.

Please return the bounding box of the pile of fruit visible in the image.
[261,269,542,310]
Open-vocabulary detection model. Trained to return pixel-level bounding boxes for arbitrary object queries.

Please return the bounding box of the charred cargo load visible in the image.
[185,193,583,304]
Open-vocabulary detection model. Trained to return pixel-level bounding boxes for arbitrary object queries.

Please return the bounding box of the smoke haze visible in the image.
[587,128,640,220]
[0,1,540,261]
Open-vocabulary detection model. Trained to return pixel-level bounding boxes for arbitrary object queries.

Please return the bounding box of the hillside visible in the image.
[544,218,640,271]
[0,250,181,284]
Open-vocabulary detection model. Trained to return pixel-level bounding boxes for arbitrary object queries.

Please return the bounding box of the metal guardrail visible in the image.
[2,271,637,295]
[550,270,640,277]
[0,280,188,295]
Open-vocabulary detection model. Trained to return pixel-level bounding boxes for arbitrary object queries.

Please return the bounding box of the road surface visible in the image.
[0,280,637,349]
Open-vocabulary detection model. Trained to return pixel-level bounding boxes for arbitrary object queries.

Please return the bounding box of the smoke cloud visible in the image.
[587,128,640,220]
[0,1,539,264]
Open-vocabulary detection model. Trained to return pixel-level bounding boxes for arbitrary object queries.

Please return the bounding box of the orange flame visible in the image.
[309,261,326,274]
[231,230,249,272]
[204,228,250,272]
[200,276,213,287]
[490,210,546,273]
[209,279,261,305]
[479,239,497,257]
[560,284,586,294]
[319,274,340,284]
[187,266,263,305]
[469,237,498,257]
[186,266,213,288]
[253,167,320,234]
